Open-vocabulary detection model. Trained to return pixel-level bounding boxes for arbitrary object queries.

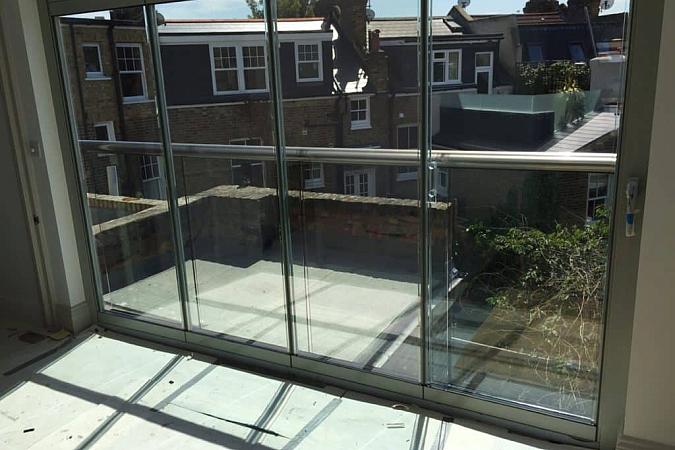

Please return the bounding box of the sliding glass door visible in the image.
[58,6,184,326]
[52,0,633,441]
[153,0,288,352]
[425,0,629,424]
[274,0,423,382]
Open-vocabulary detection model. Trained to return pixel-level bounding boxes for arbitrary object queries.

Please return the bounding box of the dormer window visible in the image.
[211,44,268,94]
[242,46,266,90]
[295,42,322,82]
[212,46,239,92]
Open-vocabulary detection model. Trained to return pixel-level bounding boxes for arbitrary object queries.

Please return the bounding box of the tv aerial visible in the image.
[600,0,615,10]
[458,0,471,8]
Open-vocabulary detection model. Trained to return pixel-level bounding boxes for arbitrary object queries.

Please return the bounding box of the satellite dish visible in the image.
[458,0,471,8]
[365,8,375,22]
[600,0,615,10]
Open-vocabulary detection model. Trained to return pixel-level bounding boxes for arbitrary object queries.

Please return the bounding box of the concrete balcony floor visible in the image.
[99,258,596,418]
[102,259,421,376]
[0,324,585,450]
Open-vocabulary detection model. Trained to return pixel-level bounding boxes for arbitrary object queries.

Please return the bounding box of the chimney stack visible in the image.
[566,0,601,19]
[316,0,368,51]
[369,29,381,52]
[109,6,144,25]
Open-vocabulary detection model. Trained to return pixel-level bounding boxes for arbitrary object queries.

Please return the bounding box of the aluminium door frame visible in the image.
[595,1,665,448]
[37,0,664,448]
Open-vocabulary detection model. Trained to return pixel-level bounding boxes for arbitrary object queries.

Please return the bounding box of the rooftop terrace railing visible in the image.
[79,140,617,173]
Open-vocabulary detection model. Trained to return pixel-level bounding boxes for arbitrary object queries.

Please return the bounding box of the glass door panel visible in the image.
[154,0,287,350]
[58,7,183,326]
[276,2,424,381]
[427,0,630,423]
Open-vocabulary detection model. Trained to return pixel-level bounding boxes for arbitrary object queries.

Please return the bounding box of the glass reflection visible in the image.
[429,169,613,419]
[59,7,182,325]
[278,1,423,380]
[428,0,629,422]
[60,0,631,423]
[155,0,287,349]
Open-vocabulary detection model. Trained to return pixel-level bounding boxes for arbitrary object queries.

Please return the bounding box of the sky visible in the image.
[73,0,629,20]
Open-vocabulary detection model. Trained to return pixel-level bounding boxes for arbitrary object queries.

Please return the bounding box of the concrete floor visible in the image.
[105,259,420,373]
[0,325,588,450]
[101,259,595,418]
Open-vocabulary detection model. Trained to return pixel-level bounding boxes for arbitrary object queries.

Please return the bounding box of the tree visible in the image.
[245,0,318,19]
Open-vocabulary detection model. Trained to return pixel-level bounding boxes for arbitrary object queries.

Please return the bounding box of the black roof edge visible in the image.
[59,17,142,27]
[380,33,504,42]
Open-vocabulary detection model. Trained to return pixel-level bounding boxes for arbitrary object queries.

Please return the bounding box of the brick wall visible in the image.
[93,186,450,292]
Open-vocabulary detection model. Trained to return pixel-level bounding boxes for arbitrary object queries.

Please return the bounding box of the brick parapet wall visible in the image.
[92,185,450,292]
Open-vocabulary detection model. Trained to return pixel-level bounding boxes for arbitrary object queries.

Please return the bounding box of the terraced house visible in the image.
[62,3,511,202]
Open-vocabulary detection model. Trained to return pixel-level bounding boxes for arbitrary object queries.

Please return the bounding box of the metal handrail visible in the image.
[79,140,617,173]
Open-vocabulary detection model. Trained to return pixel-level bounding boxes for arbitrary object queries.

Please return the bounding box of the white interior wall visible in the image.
[0,0,90,332]
[622,1,675,447]
[0,71,44,328]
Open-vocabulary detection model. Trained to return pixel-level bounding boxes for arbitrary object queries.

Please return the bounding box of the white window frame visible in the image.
[475,51,494,95]
[344,168,375,197]
[230,138,266,186]
[295,42,323,83]
[211,45,239,94]
[230,137,262,146]
[230,138,264,169]
[115,43,147,102]
[303,163,325,189]
[140,155,165,199]
[82,43,104,78]
[349,95,371,130]
[93,121,115,141]
[106,165,120,196]
[140,155,161,182]
[210,43,268,95]
[587,173,610,221]
[396,124,418,182]
[432,49,462,85]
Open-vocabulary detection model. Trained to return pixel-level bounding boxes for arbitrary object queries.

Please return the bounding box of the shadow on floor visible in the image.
[0,326,582,450]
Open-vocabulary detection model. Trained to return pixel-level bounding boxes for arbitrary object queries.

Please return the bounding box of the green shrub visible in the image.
[464,209,610,408]
[516,61,590,95]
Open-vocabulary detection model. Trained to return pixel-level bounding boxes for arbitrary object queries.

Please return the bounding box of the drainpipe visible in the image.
[69,24,88,135]
[107,23,134,195]
[388,93,395,194]
[585,6,598,59]
[335,94,345,148]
